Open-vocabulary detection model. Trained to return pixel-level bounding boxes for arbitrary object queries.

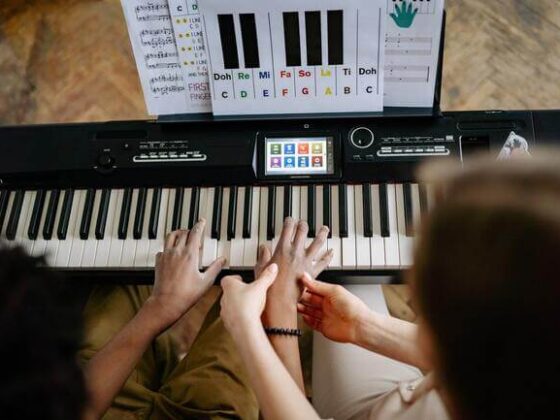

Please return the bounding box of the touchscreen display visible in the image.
[265,137,334,176]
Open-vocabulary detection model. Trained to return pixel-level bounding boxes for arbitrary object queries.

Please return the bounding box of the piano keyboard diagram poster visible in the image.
[384,0,445,107]
[200,0,387,116]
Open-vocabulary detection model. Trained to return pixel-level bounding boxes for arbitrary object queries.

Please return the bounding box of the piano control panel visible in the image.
[133,140,207,163]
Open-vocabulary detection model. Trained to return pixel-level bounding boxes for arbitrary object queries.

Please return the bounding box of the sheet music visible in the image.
[121,0,193,115]
[199,0,386,116]
[168,0,212,113]
[384,0,444,107]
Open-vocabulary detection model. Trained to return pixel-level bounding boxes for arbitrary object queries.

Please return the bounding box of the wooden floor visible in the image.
[1,0,560,125]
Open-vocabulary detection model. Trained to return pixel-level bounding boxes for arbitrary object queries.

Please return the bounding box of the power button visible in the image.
[350,127,374,149]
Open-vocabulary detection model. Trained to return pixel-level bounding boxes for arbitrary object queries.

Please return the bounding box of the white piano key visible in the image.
[229,187,245,268]
[134,189,153,268]
[0,191,15,240]
[354,185,371,269]
[217,187,231,268]
[384,184,401,268]
[197,187,209,268]
[181,188,192,230]
[300,186,313,248]
[396,184,413,268]
[107,190,125,267]
[120,189,139,268]
[81,190,102,267]
[370,185,386,268]
[201,188,218,268]
[243,187,260,267]
[272,186,284,253]
[291,186,301,221]
[342,186,357,269]
[316,185,328,260]
[57,190,82,267]
[31,190,50,259]
[257,186,271,254]
[165,188,178,235]
[21,190,36,255]
[94,189,118,267]
[411,183,422,236]
[328,185,342,269]
[148,188,169,267]
[44,192,64,266]
[67,191,87,267]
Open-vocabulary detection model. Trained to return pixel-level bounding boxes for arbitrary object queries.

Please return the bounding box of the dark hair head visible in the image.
[412,153,560,420]
[0,246,85,419]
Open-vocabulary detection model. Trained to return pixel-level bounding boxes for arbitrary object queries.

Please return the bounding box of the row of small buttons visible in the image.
[377,145,449,156]
[137,151,204,159]
[138,142,190,150]
[352,154,375,161]
[381,135,454,144]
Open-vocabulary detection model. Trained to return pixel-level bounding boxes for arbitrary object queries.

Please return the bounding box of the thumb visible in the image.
[204,256,227,282]
[255,263,278,291]
[300,272,336,297]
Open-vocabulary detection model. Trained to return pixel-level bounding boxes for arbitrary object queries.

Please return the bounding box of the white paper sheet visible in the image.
[168,0,213,113]
[384,0,444,108]
[199,0,386,116]
[121,0,193,115]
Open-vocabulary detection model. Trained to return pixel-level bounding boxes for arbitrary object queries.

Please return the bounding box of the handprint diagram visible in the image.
[390,1,418,28]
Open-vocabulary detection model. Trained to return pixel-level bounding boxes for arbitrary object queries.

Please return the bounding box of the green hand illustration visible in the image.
[390,1,418,29]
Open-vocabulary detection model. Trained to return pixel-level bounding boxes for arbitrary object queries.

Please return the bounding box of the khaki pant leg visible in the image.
[152,291,259,420]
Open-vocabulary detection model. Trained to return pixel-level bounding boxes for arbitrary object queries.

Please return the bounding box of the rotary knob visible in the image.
[350,127,375,149]
[97,152,115,169]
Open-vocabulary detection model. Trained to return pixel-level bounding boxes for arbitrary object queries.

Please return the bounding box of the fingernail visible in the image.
[268,263,278,273]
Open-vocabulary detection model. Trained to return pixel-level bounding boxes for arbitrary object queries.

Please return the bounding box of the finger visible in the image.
[300,272,338,297]
[292,220,309,250]
[311,249,334,277]
[255,244,272,274]
[302,314,322,331]
[297,302,323,320]
[299,290,324,308]
[255,263,278,291]
[175,229,190,250]
[221,274,243,290]
[277,217,296,248]
[203,256,227,282]
[186,218,206,252]
[306,225,329,258]
[165,231,180,250]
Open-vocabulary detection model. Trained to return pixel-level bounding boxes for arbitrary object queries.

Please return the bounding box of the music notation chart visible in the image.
[121,0,192,115]
[200,0,386,116]
[384,0,444,107]
[168,0,212,112]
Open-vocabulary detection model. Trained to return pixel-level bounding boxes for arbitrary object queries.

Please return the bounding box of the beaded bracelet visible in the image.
[264,327,302,337]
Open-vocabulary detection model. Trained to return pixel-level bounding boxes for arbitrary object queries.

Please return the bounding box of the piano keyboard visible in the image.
[0,184,433,271]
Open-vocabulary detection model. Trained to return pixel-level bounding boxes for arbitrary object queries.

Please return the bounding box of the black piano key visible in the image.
[307,185,316,237]
[240,14,260,68]
[6,190,24,240]
[218,14,240,70]
[267,186,276,240]
[242,187,253,239]
[133,188,147,240]
[379,184,390,238]
[419,184,428,215]
[283,185,292,219]
[95,189,111,240]
[227,186,238,240]
[28,189,46,240]
[363,184,373,238]
[327,10,344,65]
[118,188,133,240]
[323,185,332,238]
[80,189,96,240]
[212,187,223,239]
[148,188,162,239]
[43,189,61,240]
[171,188,184,231]
[188,187,200,229]
[57,190,74,240]
[283,12,301,67]
[0,190,10,234]
[338,185,348,238]
[403,183,414,237]
[305,11,322,66]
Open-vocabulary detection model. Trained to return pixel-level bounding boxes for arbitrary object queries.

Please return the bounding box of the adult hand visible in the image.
[220,263,279,336]
[297,273,370,344]
[255,218,333,307]
[149,219,226,328]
